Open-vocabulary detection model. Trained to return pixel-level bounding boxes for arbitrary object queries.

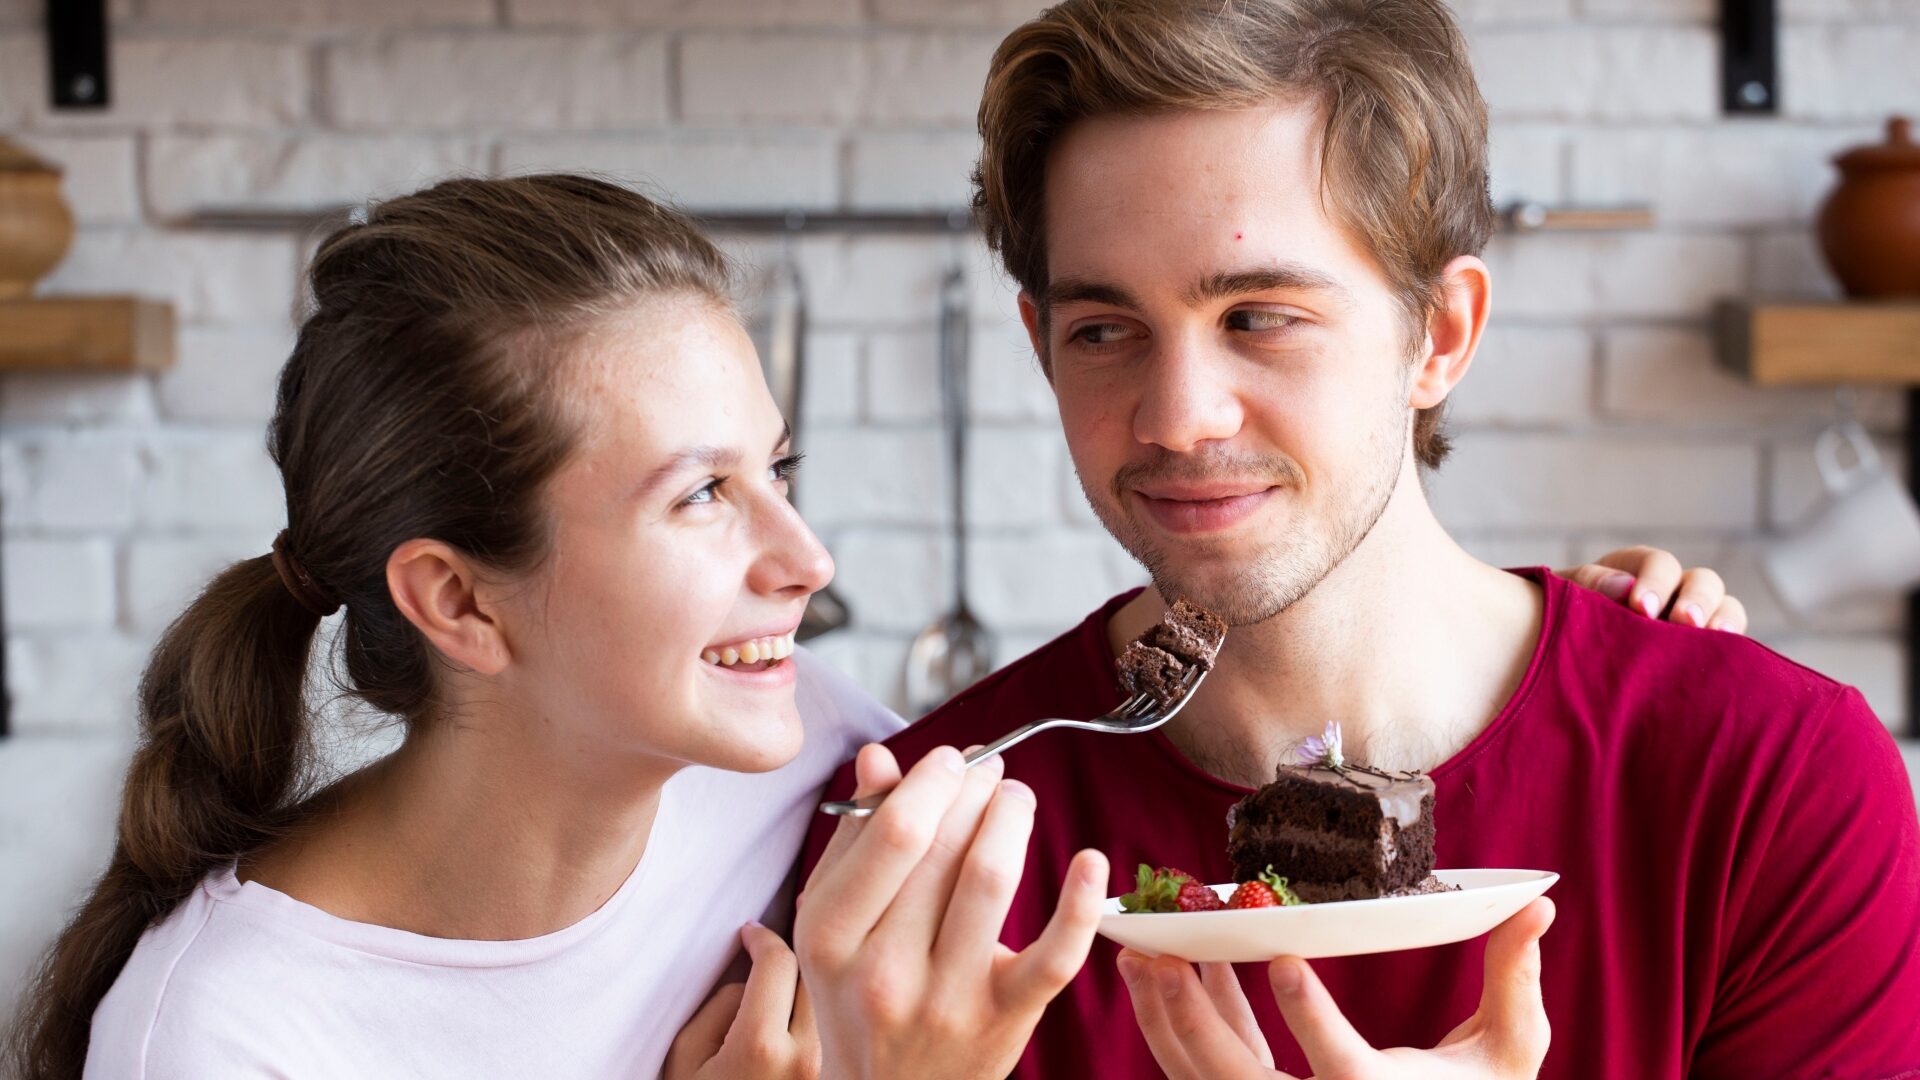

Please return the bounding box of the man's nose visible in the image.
[1130,337,1245,453]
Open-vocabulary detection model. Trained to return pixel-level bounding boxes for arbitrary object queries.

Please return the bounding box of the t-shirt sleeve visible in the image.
[1691,687,1920,1079]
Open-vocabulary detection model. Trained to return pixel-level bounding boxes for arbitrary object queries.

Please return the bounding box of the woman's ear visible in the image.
[386,539,510,676]
[1409,254,1491,410]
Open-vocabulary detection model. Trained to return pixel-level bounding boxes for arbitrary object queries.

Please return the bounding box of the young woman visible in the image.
[6,175,1742,1079]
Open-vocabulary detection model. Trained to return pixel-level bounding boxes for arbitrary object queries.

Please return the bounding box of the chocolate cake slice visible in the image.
[1116,599,1226,705]
[1226,758,1443,903]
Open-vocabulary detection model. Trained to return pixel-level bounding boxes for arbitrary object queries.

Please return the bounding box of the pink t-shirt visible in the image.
[803,569,1920,1079]
[86,648,903,1079]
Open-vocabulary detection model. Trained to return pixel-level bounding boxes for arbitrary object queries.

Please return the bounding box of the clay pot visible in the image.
[1817,117,1920,299]
[0,139,74,301]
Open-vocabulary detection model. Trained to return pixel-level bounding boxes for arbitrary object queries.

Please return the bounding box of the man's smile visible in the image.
[1129,483,1280,534]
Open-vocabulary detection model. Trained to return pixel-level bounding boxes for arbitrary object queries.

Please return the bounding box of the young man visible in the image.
[800,0,1920,1077]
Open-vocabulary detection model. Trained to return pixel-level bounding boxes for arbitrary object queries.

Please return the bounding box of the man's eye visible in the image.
[1227,310,1297,332]
[1070,322,1132,345]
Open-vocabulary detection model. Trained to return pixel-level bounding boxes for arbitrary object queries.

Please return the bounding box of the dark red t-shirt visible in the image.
[801,569,1920,1079]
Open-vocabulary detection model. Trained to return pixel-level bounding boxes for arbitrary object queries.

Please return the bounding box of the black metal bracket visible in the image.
[48,0,109,109]
[1721,0,1778,115]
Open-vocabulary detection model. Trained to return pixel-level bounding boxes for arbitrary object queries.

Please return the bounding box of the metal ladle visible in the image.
[904,260,995,715]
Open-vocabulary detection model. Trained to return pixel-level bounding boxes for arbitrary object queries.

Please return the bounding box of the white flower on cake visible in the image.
[1296,720,1344,769]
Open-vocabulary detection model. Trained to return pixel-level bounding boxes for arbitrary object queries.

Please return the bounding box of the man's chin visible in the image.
[1138,538,1336,627]
[1140,567,1277,627]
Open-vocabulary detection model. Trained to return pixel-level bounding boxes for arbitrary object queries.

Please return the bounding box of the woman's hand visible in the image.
[1559,546,1748,633]
[794,743,1108,1080]
[1118,898,1555,1079]
[663,923,819,1080]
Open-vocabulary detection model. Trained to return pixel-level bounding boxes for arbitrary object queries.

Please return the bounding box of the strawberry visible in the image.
[1120,865,1205,913]
[1226,880,1277,909]
[1176,877,1226,912]
[1228,865,1306,909]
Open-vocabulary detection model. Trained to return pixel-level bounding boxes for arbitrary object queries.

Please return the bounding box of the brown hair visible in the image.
[972,0,1496,468]
[6,174,732,1079]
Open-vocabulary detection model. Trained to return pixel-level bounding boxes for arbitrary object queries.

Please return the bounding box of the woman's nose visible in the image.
[750,497,835,600]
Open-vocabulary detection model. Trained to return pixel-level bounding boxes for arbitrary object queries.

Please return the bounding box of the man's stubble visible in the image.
[1076,384,1411,629]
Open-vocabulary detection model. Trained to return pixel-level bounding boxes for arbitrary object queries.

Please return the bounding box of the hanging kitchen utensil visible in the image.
[749,242,851,641]
[905,258,995,715]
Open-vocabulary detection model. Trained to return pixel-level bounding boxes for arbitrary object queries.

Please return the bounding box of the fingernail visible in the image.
[1683,603,1706,628]
[1117,955,1141,986]
[935,746,965,773]
[1153,963,1183,999]
[999,778,1035,805]
[1077,853,1106,885]
[1597,573,1634,601]
[1271,959,1302,993]
[1637,591,1661,619]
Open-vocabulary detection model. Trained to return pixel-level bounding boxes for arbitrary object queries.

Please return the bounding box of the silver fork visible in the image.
[818,664,1210,818]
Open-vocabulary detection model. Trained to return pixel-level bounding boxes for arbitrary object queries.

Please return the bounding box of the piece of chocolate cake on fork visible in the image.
[1115,599,1228,706]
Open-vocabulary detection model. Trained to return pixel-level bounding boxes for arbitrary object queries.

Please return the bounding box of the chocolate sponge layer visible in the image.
[1226,764,1437,902]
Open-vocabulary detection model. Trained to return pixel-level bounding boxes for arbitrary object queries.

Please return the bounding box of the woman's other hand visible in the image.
[664,923,819,1080]
[1559,546,1748,633]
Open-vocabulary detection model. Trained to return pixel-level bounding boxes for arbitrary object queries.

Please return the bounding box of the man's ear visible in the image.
[386,538,510,676]
[1017,291,1054,383]
[1409,254,1491,410]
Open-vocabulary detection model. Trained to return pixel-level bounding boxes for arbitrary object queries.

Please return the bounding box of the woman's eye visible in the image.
[682,479,721,506]
[771,452,805,484]
[1227,309,1297,332]
[1069,322,1132,346]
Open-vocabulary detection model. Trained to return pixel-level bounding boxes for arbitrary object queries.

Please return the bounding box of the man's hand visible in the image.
[794,742,1107,1080]
[1117,898,1555,1079]
[1560,546,1747,633]
[664,923,820,1080]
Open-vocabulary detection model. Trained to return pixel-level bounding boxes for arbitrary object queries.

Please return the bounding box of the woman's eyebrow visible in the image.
[639,445,740,498]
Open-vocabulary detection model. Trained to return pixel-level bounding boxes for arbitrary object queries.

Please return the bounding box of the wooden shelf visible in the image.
[0,296,175,373]
[1717,299,1920,386]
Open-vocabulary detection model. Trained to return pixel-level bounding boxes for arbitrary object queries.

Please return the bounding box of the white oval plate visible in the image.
[1096,868,1558,962]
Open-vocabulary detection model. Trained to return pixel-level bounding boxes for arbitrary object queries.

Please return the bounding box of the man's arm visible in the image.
[1692,687,1920,1078]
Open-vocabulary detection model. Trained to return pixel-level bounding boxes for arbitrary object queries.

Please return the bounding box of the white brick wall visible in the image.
[327,34,672,130]
[0,0,1912,738]
[149,135,494,217]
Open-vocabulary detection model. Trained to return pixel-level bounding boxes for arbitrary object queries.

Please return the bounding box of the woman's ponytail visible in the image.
[8,555,322,1079]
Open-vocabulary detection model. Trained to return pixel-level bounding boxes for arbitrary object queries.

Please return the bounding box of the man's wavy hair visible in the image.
[972,0,1498,468]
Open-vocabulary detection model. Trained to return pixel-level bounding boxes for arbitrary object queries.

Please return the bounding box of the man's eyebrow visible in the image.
[1185,265,1349,305]
[1043,277,1145,311]
[1042,265,1349,315]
